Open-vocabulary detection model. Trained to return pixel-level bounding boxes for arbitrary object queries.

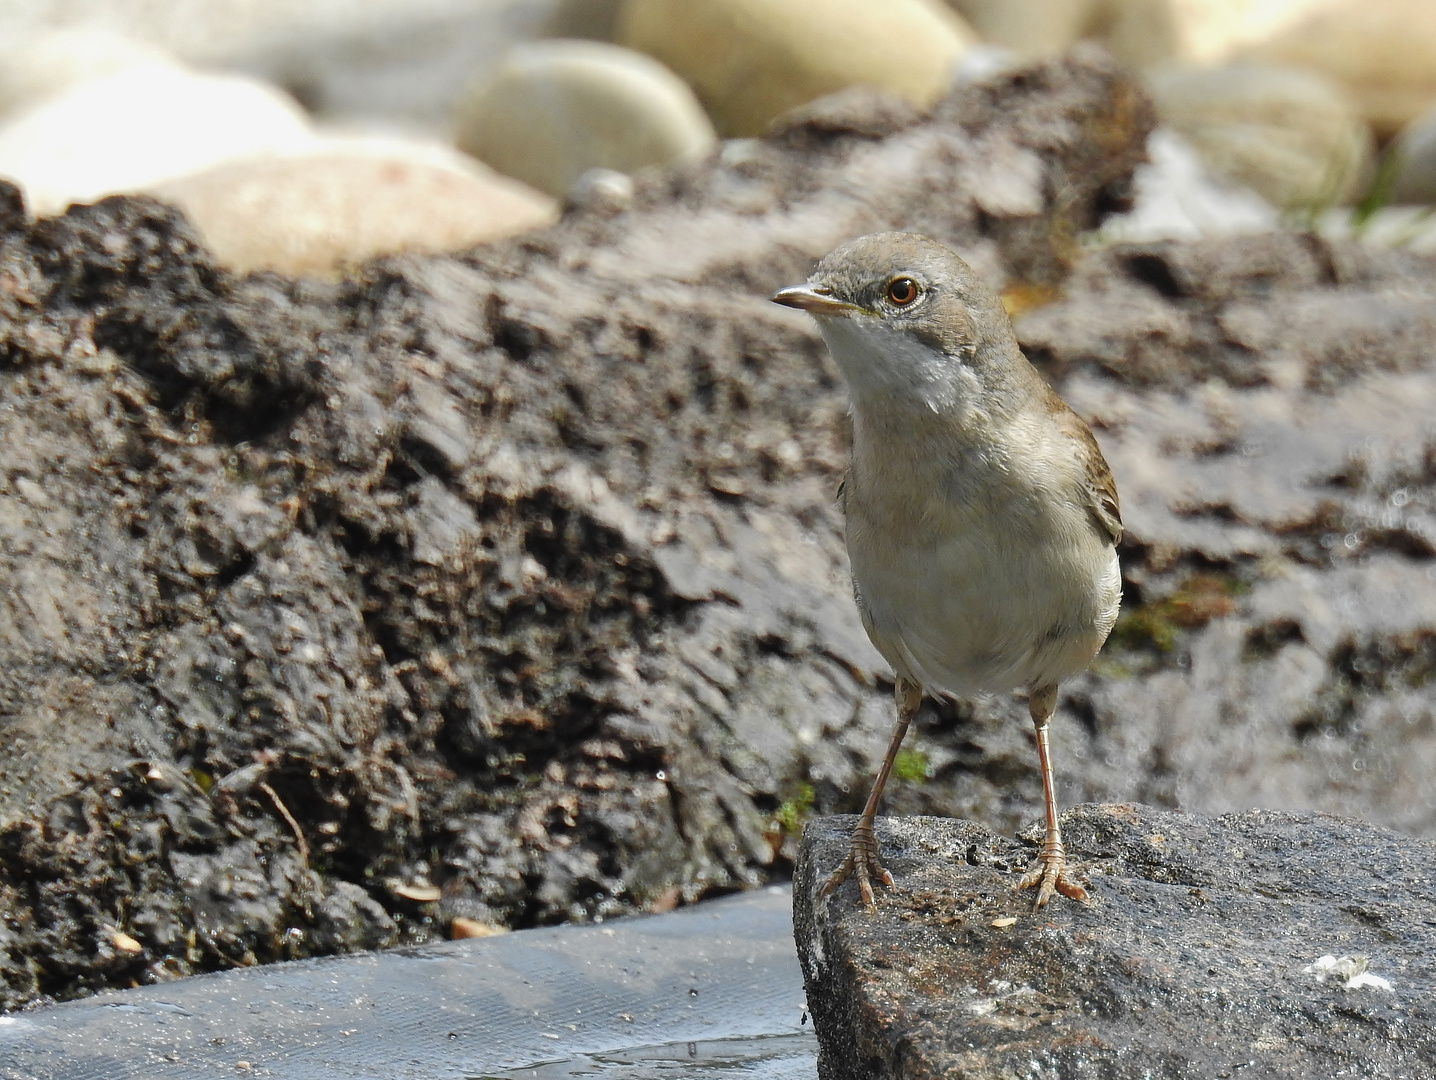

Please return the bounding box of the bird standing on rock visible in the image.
[772,232,1123,909]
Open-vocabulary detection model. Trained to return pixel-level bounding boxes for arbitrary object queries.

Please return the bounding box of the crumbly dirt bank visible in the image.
[0,51,1151,1006]
[2,46,1435,1009]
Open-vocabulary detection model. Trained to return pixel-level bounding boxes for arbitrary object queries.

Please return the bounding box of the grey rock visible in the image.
[795,806,1436,1079]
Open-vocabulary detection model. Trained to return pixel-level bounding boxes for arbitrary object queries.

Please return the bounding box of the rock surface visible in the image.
[454,39,716,199]
[1147,62,1374,210]
[617,0,977,137]
[146,137,557,277]
[795,806,1436,1079]
[0,53,1150,1007]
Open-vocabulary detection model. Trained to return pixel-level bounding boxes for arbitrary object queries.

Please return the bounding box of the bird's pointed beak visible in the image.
[771,284,857,316]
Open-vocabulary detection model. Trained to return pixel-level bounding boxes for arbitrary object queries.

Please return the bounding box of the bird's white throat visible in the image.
[816,315,978,416]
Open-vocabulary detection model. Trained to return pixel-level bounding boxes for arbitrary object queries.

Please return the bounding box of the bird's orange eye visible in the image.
[886,277,919,305]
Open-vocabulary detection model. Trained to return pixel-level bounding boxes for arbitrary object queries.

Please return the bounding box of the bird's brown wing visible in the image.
[1050,392,1122,546]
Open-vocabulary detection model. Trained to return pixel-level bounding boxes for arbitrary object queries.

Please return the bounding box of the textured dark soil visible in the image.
[1,47,1435,1010]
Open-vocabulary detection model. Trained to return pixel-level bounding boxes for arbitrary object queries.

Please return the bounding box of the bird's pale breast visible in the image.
[845,407,1120,697]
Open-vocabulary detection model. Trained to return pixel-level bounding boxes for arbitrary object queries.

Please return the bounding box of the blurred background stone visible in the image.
[1389,102,1436,206]
[564,166,637,216]
[454,39,716,199]
[1242,0,1436,140]
[616,0,977,137]
[0,0,563,133]
[1146,62,1374,210]
[0,63,313,215]
[0,0,1418,248]
[1167,0,1331,65]
[547,0,624,41]
[945,0,1180,70]
[0,26,176,119]
[145,136,557,277]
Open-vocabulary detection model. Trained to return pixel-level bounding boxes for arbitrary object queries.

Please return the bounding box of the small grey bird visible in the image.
[772,232,1122,909]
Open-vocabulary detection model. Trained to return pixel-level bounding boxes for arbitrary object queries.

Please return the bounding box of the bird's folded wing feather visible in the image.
[1053,399,1122,547]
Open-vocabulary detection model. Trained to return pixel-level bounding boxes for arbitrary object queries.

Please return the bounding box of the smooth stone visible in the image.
[1242,0,1436,139]
[796,806,1436,1079]
[1389,101,1436,206]
[0,26,177,119]
[617,0,977,137]
[146,136,557,277]
[1147,62,1374,210]
[564,167,637,216]
[0,64,313,216]
[454,39,716,199]
[945,0,1179,70]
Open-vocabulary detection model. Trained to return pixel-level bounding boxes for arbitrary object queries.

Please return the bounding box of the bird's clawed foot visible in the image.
[1018,838,1088,909]
[823,819,891,907]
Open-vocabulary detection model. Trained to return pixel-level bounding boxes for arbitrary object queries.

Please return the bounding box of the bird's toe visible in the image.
[1018,854,1088,909]
[824,822,892,908]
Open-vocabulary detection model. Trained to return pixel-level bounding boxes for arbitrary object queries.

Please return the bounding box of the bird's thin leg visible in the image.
[1018,684,1088,908]
[824,677,922,906]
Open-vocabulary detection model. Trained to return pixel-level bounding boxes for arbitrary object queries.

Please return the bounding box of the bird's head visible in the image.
[771,232,1026,412]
